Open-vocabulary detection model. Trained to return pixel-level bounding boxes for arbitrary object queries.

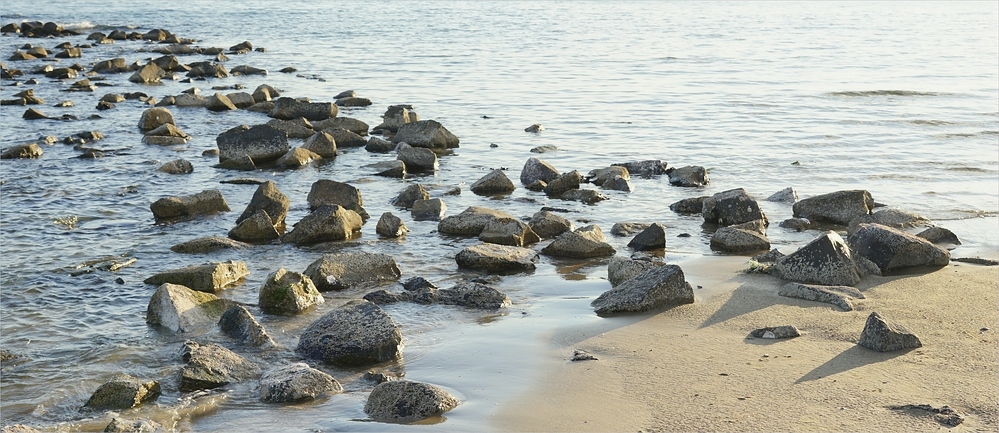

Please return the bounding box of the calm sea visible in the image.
[1,1,996,431]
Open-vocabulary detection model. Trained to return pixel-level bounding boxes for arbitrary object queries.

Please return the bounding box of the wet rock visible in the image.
[520,157,560,186]
[376,212,408,238]
[128,62,165,84]
[529,210,574,239]
[268,97,336,121]
[710,226,771,253]
[275,147,321,168]
[412,198,446,221]
[85,374,160,410]
[226,92,255,109]
[174,93,208,108]
[848,223,950,272]
[186,62,229,79]
[778,282,865,311]
[773,231,861,286]
[608,256,665,287]
[601,175,634,192]
[313,116,369,136]
[437,281,511,309]
[336,96,372,107]
[438,206,515,236]
[368,160,406,178]
[592,264,694,315]
[362,290,412,305]
[267,118,315,139]
[259,363,342,403]
[1,143,43,159]
[766,187,798,204]
[93,58,129,74]
[302,131,337,158]
[779,217,812,231]
[455,243,538,273]
[793,190,875,225]
[749,325,801,339]
[144,123,191,145]
[205,93,237,111]
[258,268,324,315]
[307,179,369,221]
[858,312,922,352]
[304,252,402,292]
[559,188,607,204]
[218,155,256,171]
[374,105,417,132]
[150,189,230,220]
[296,300,402,367]
[916,226,961,246]
[365,136,395,153]
[627,223,668,251]
[702,188,766,227]
[612,160,668,177]
[180,341,259,392]
[396,144,438,172]
[471,169,516,195]
[524,123,544,133]
[253,84,278,103]
[230,65,267,76]
[143,260,249,293]
[848,208,931,233]
[667,165,709,187]
[479,217,541,246]
[390,120,459,149]
[543,170,583,198]
[611,222,651,237]
[282,205,363,245]
[103,418,162,433]
[54,47,82,59]
[587,166,629,186]
[228,210,280,242]
[22,108,48,120]
[323,127,367,147]
[403,277,437,292]
[216,124,289,164]
[236,181,290,227]
[364,380,459,423]
[525,180,547,191]
[145,283,233,333]
[752,248,785,263]
[392,184,429,208]
[138,107,175,132]
[158,158,193,174]
[219,305,276,347]
[541,225,616,259]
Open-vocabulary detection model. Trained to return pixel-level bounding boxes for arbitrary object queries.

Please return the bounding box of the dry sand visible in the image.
[497,257,998,432]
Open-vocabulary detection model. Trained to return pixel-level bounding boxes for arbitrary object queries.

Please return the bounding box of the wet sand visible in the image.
[496,259,998,432]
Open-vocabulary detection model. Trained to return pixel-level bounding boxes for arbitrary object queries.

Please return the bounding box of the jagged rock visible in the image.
[521,157,560,186]
[627,223,667,250]
[144,123,191,140]
[752,248,785,263]
[216,124,289,164]
[85,374,160,410]
[364,380,459,423]
[392,184,429,208]
[479,218,540,246]
[268,97,336,121]
[313,116,369,136]
[92,58,128,74]
[544,170,583,198]
[778,282,865,311]
[150,190,230,220]
[390,120,459,149]
[306,179,369,221]
[529,210,574,239]
[611,222,651,237]
[259,363,342,403]
[373,105,417,132]
[302,131,337,158]
[612,160,668,177]
[228,210,280,242]
[158,158,193,174]
[368,160,406,178]
[363,290,412,305]
[848,208,931,233]
[236,181,290,227]
[103,418,162,433]
[916,227,961,246]
[170,236,250,254]
[396,144,438,172]
[749,325,801,339]
[275,147,321,168]
[282,205,363,245]
[219,305,275,347]
[710,226,771,253]
[779,217,812,231]
[766,187,798,204]
[412,198,446,221]
[702,188,766,227]
[455,243,538,273]
[471,169,516,195]
[601,175,634,192]
[591,265,694,315]
[526,180,547,191]
[438,206,515,236]
[773,232,861,286]
[253,84,279,103]
[848,223,950,272]
[858,312,922,352]
[541,225,616,258]
[1,143,43,159]
[323,127,367,147]
[267,118,314,139]
[128,62,165,84]
[145,283,233,333]
[180,341,259,392]
[608,256,665,287]
[304,252,402,292]
[258,268,324,315]
[296,300,402,366]
[143,260,249,293]
[365,136,395,153]
[667,165,708,187]
[793,190,875,225]
[376,212,408,238]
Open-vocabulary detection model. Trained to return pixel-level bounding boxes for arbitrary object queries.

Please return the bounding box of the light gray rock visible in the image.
[710,226,771,253]
[282,205,363,246]
[364,380,459,423]
[524,123,544,133]
[455,243,538,273]
[236,181,290,226]
[858,312,922,352]
[411,198,446,221]
[206,93,237,112]
[268,97,336,121]
[85,374,160,410]
[219,305,275,347]
[560,188,608,204]
[228,209,280,243]
[150,189,230,220]
[848,223,950,272]
[591,264,694,315]
[128,62,164,84]
[479,218,541,246]
[438,206,514,236]
[143,261,248,293]
[627,223,667,251]
[145,284,233,333]
[296,300,402,366]
[766,187,798,204]
[216,124,289,164]
[541,225,616,259]
[470,169,515,195]
[304,252,402,292]
[773,231,861,286]
[253,84,277,103]
[529,210,574,239]
[544,170,583,198]
[848,208,931,233]
[180,341,259,392]
[611,222,652,237]
[587,166,629,186]
[376,212,408,238]
[275,147,321,168]
[793,190,875,225]
[777,282,865,311]
[520,157,560,186]
[392,184,429,208]
[667,165,708,187]
[313,116,369,136]
[749,325,801,339]
[226,92,255,109]
[302,131,337,158]
[137,107,175,131]
[607,256,665,287]
[669,196,709,214]
[174,93,208,108]
[103,418,162,433]
[259,363,342,403]
[390,120,459,149]
[258,268,324,315]
[612,160,668,177]
[702,188,766,227]
[171,236,250,254]
[307,179,369,221]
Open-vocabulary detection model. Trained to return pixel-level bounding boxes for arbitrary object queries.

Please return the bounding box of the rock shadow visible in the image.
[795,345,914,384]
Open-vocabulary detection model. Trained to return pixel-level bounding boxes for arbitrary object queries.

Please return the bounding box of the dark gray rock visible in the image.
[751,248,785,264]
[363,290,412,305]
[150,189,230,220]
[525,180,547,191]
[479,218,541,246]
[180,341,259,392]
[368,160,406,178]
[520,157,560,186]
[544,170,583,198]
[627,223,667,251]
[1,143,43,159]
[266,118,314,139]
[145,284,233,333]
[85,374,160,410]
[268,97,336,121]
[611,222,652,237]
[591,265,694,315]
[916,226,961,246]
[612,160,668,177]
[236,181,290,226]
[304,252,401,291]
[524,123,544,133]
[296,300,402,367]
[259,363,342,403]
[777,282,865,311]
[411,198,446,221]
[228,209,280,243]
[374,105,418,133]
[667,165,708,187]
[773,232,861,286]
[749,325,801,339]
[601,175,634,192]
[171,236,250,254]
[571,349,597,361]
[858,312,922,352]
[396,145,438,172]
[669,196,709,214]
[607,256,664,287]
[793,190,875,225]
[158,159,193,174]
[392,184,429,208]
[143,261,248,293]
[561,188,608,204]
[376,212,408,238]
[302,131,337,158]
[364,380,459,423]
[438,282,511,309]
[313,116,369,136]
[438,206,514,236]
[128,62,165,84]
[226,92,256,109]
[219,305,275,347]
[848,208,931,233]
[455,243,538,273]
[470,169,516,195]
[390,120,459,149]
[258,268,324,315]
[281,205,364,245]
[541,225,616,259]
[587,166,629,186]
[529,210,574,239]
[848,223,950,272]
[336,96,372,107]
[766,187,798,204]
[216,124,289,164]
[307,179,369,221]
[365,136,395,153]
[403,277,438,292]
[702,188,766,227]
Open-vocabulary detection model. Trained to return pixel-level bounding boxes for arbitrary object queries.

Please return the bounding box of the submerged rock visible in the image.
[364,380,459,423]
[296,300,402,367]
[171,236,250,254]
[858,312,922,352]
[143,260,249,293]
[0,143,43,159]
[259,363,342,403]
[591,264,694,316]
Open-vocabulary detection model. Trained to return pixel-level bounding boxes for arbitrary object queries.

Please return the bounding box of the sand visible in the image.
[496,258,998,432]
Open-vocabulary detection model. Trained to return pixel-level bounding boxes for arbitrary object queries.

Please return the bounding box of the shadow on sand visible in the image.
[795,345,914,384]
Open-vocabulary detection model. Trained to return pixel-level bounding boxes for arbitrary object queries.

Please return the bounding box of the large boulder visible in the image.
[793,190,875,225]
[438,206,515,236]
[282,205,363,246]
[396,145,438,173]
[236,181,290,227]
[307,180,369,221]
[143,260,249,293]
[218,305,275,347]
[258,268,324,315]
[521,157,560,186]
[304,252,401,292]
[259,363,343,403]
[702,188,766,227]
[180,341,259,392]
[216,124,290,164]
[364,380,459,423]
[85,374,160,410]
[858,312,922,352]
[627,223,667,251]
[607,256,665,287]
[150,189,230,220]
[541,225,616,259]
[455,243,538,273]
[145,284,233,333]
[479,218,540,246]
[296,300,403,366]
[667,165,709,187]
[529,210,574,239]
[848,223,950,272]
[390,120,459,149]
[137,107,175,131]
[591,265,694,316]
[777,282,865,311]
[773,232,861,286]
[470,169,516,195]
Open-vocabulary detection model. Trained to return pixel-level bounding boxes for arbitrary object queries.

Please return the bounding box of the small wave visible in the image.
[827,90,946,97]
[60,21,96,31]
[944,166,997,173]
[934,130,999,139]
[906,119,955,126]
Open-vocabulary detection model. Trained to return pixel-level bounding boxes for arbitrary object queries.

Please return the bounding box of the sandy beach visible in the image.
[497,258,998,432]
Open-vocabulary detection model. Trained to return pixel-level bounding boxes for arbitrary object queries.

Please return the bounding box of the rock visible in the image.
[916,226,961,246]
[702,188,766,227]
[392,184,429,208]
[334,90,356,99]
[848,223,950,272]
[365,136,395,153]
[612,160,668,177]
[103,418,162,433]
[525,180,547,191]
[376,212,408,238]
[438,206,514,236]
[275,147,321,168]
[390,120,459,149]
[186,62,229,79]
[170,236,250,254]
[611,222,651,237]
[180,341,259,392]
[591,265,694,315]
[529,210,574,239]
[396,144,438,173]
[779,217,812,231]
[749,325,801,339]
[296,300,402,367]
[363,290,412,305]
[470,169,516,195]
[228,210,280,242]
[138,108,175,132]
[479,217,541,246]
[1,143,43,159]
[143,260,249,293]
[336,96,372,107]
[524,123,544,133]
[85,374,160,410]
[667,165,709,187]
[627,223,668,250]
[561,188,607,204]
[304,252,402,291]
[230,65,267,76]
[438,282,511,309]
[22,108,48,120]
[96,100,116,111]
[752,248,785,263]
[258,268,324,315]
[364,380,459,423]
[226,92,255,109]
[144,123,191,140]
[601,175,634,192]
[313,116,369,136]
[521,157,560,186]
[793,190,875,225]
[541,225,616,259]
[608,256,665,287]
[128,62,165,84]
[236,181,290,227]
[571,349,598,361]
[368,160,406,178]
[307,179,369,221]
[174,93,208,108]
[766,187,798,204]
[218,155,257,171]
[145,283,233,333]
[710,226,771,253]
[259,363,342,403]
[302,131,337,158]
[216,124,289,164]
[544,170,583,198]
[586,167,629,186]
[411,198,447,221]
[267,118,315,139]
[773,231,861,286]
[268,97,336,121]
[205,93,237,111]
[219,305,275,347]
[158,159,193,174]
[321,127,367,147]
[858,312,922,352]
[374,105,417,132]
[403,277,438,293]
[455,243,538,273]
[777,282,865,311]
[848,208,931,233]
[150,190,230,220]
[282,205,363,245]
[253,84,279,102]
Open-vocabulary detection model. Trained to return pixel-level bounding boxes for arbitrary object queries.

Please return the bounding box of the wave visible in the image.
[934,130,999,139]
[827,90,947,97]
[906,119,955,126]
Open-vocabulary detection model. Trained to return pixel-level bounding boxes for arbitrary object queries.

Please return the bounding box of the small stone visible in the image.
[571,349,597,361]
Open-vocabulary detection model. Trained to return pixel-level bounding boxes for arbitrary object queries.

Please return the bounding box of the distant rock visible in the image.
[137,107,175,131]
[282,205,363,245]
[777,282,865,311]
[411,198,446,221]
[376,212,408,238]
[236,181,290,227]
[470,169,516,195]
[268,97,336,121]
[524,123,544,133]
[258,268,324,315]
[336,96,372,107]
[438,206,514,236]
[530,145,558,153]
[858,312,922,352]
[669,196,709,214]
[216,124,289,164]
[392,184,429,208]
[749,325,801,339]
[145,283,233,333]
[307,179,369,221]
[793,190,875,225]
[521,157,560,186]
[479,217,541,247]
[607,256,665,287]
[529,210,574,239]
[304,252,401,291]
[364,380,459,423]
[158,158,193,174]
[541,225,616,259]
[702,188,766,227]
[85,374,160,410]
[390,120,459,149]
[170,236,250,254]
[667,165,708,187]
[150,189,231,220]
[766,187,798,204]
[779,217,812,231]
[143,260,248,293]
[612,160,668,177]
[1,143,43,159]
[773,231,861,286]
[455,243,538,273]
[219,305,275,347]
[296,300,402,367]
[259,363,342,403]
[180,341,259,392]
[627,223,667,251]
[848,223,950,272]
[396,144,438,172]
[591,265,694,316]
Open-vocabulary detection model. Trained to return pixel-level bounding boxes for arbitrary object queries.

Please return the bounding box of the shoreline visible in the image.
[495,260,999,432]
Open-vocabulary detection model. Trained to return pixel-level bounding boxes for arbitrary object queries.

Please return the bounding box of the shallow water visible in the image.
[1,1,997,431]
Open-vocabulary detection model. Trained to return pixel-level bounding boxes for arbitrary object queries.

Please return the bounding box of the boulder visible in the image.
[601,175,634,192]
[218,155,257,171]
[296,300,402,366]
[143,260,249,293]
[848,208,930,232]
[392,184,429,208]
[219,305,275,347]
[174,93,208,108]
[479,218,541,246]
[145,283,233,333]
[587,166,629,186]
[773,232,861,286]
[702,188,766,227]
[368,160,407,178]
[365,136,395,153]
[236,181,290,227]
[302,131,337,158]
[411,198,446,221]
[608,256,665,287]
[268,97,336,121]
[323,127,367,147]
[304,252,402,292]
[396,145,438,172]
[275,147,321,168]
[793,190,875,225]
[376,212,408,238]
[1,143,43,159]
[313,116,369,136]
[848,223,950,272]
[216,124,289,164]
[470,169,516,195]
[529,210,574,239]
[543,170,583,198]
[253,84,279,102]
[259,363,342,403]
[171,236,250,254]
[85,374,160,410]
[282,205,363,246]
[128,62,165,84]
[230,65,267,76]
[180,341,259,392]
[307,179,369,221]
[226,92,256,109]
[22,108,48,120]
[390,120,459,149]
[612,160,668,177]
[916,227,961,246]
[438,206,515,236]
[858,312,922,352]
[228,209,280,243]
[520,157,560,186]
[766,187,798,204]
[777,282,865,311]
[186,62,229,79]
[667,165,708,187]
[266,118,314,139]
[627,223,667,251]
[206,93,237,111]
[137,107,175,131]
[611,222,651,237]
[455,243,538,273]
[258,268,324,315]
[541,225,616,259]
[364,380,459,423]
[525,180,547,191]
[374,105,416,132]
[336,96,372,107]
[591,265,694,315]
[157,159,193,174]
[438,282,512,309]
[749,325,801,339]
[710,226,771,253]
[779,218,812,231]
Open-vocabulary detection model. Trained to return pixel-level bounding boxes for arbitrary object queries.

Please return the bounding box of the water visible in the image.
[1,1,996,431]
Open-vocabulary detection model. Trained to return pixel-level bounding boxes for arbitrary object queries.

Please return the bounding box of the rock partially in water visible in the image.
[669,196,709,214]
[541,225,616,259]
[438,281,511,309]
[390,120,459,149]
[915,226,961,246]
[336,96,372,107]
[180,341,260,392]
[607,256,664,287]
[150,189,231,220]
[858,312,922,352]
[520,157,560,186]
[773,231,861,286]
[282,204,363,245]
[612,159,668,177]
[259,363,342,403]
[592,264,694,316]
[322,127,367,148]
[397,144,438,173]
[667,165,709,187]
[170,236,251,254]
[275,147,321,168]
[267,118,314,139]
[236,181,290,227]
[302,131,337,159]
[365,136,395,153]
[138,107,175,132]
[219,305,275,347]
[560,188,607,204]
[710,226,771,253]
[411,198,446,221]
[314,116,369,136]
[524,123,544,133]
[0,143,43,159]
[848,223,950,273]
[479,218,540,247]
[296,300,402,367]
[376,212,408,238]
[364,380,459,423]
[438,206,515,236]
[779,217,812,231]
[848,208,930,233]
[367,160,406,178]
[145,283,233,333]
[543,170,583,198]
[268,97,336,121]
[392,184,429,209]
[307,179,369,221]
[258,268,324,315]
[455,243,538,273]
[228,209,280,242]
[216,124,289,164]
[304,252,401,292]
[529,210,574,239]
[103,418,162,433]
[206,93,237,112]
[749,325,801,339]
[157,158,193,174]
[627,223,667,251]
[128,62,165,84]
[587,166,629,186]
[85,374,160,410]
[702,188,766,227]
[143,260,249,293]
[766,187,798,204]
[470,169,515,195]
[793,189,875,225]
[777,282,864,311]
